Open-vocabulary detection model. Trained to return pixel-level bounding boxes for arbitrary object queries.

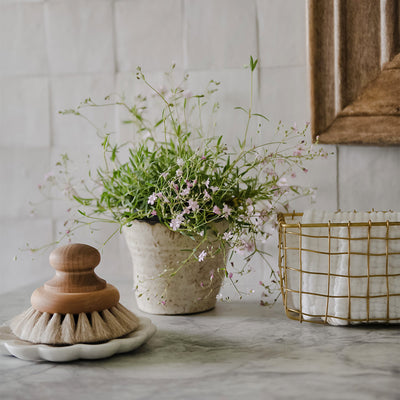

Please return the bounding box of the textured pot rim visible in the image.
[123,219,228,242]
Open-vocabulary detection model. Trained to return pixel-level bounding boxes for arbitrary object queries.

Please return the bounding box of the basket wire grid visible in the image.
[278,212,400,325]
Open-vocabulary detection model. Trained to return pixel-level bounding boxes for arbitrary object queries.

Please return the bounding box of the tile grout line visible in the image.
[181,0,187,71]
[254,0,261,100]
[111,0,118,75]
[42,0,56,237]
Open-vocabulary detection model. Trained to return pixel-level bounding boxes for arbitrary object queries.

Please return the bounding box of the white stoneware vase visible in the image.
[123,221,226,314]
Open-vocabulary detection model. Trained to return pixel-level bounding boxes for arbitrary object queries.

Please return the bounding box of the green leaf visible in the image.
[234,106,248,114]
[252,113,269,121]
[250,56,258,71]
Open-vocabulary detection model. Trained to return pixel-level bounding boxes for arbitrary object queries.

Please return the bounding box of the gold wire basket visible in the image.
[278,212,400,325]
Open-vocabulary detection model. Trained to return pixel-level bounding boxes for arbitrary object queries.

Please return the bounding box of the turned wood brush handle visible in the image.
[31,243,120,314]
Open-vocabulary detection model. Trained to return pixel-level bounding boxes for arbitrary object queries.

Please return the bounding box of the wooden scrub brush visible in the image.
[10,243,139,345]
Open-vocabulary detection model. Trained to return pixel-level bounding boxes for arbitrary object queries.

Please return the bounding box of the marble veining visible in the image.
[0,282,399,400]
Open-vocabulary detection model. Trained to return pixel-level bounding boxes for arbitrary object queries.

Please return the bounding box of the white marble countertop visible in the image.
[0,282,399,400]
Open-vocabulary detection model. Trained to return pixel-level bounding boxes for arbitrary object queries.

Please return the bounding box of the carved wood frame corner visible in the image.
[308,0,400,145]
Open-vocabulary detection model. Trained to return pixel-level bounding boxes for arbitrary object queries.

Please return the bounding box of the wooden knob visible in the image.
[46,243,105,293]
[31,243,120,314]
[49,243,101,273]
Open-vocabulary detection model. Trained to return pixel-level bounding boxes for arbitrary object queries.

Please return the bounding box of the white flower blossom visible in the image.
[223,231,233,241]
[181,188,190,196]
[170,214,184,231]
[222,203,232,218]
[198,250,207,262]
[148,193,158,205]
[188,199,199,211]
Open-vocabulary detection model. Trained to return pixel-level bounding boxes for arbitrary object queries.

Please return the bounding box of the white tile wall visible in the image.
[0,77,50,147]
[187,68,255,147]
[0,218,53,295]
[339,146,400,211]
[184,0,258,70]
[45,0,114,74]
[115,0,183,72]
[259,66,310,127]
[0,148,50,219]
[51,74,115,149]
[115,70,175,145]
[290,147,338,212]
[0,3,47,75]
[2,0,397,296]
[257,0,307,67]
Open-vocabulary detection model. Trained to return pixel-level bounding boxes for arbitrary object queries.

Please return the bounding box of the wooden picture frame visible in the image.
[308,0,400,145]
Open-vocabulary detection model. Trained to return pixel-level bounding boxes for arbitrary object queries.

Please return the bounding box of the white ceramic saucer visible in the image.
[0,317,156,362]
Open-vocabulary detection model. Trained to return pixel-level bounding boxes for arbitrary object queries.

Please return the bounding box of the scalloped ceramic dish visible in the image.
[0,317,156,362]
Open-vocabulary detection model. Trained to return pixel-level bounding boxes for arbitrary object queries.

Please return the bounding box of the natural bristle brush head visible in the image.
[10,243,139,345]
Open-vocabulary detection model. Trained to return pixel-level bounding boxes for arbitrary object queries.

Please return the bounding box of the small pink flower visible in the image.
[66,229,71,234]
[200,282,204,287]
[303,168,309,173]
[161,300,166,306]
[228,272,233,279]
[236,239,255,255]
[188,199,199,211]
[201,156,206,160]
[204,190,211,201]
[198,250,207,262]
[222,204,232,218]
[210,270,214,280]
[176,169,183,177]
[205,178,210,188]
[223,231,233,241]
[210,186,219,193]
[151,210,157,216]
[170,215,184,231]
[181,188,190,196]
[213,205,221,215]
[148,193,158,205]
[161,171,168,179]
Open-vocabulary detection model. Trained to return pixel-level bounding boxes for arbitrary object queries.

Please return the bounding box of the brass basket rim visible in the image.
[278,212,400,229]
